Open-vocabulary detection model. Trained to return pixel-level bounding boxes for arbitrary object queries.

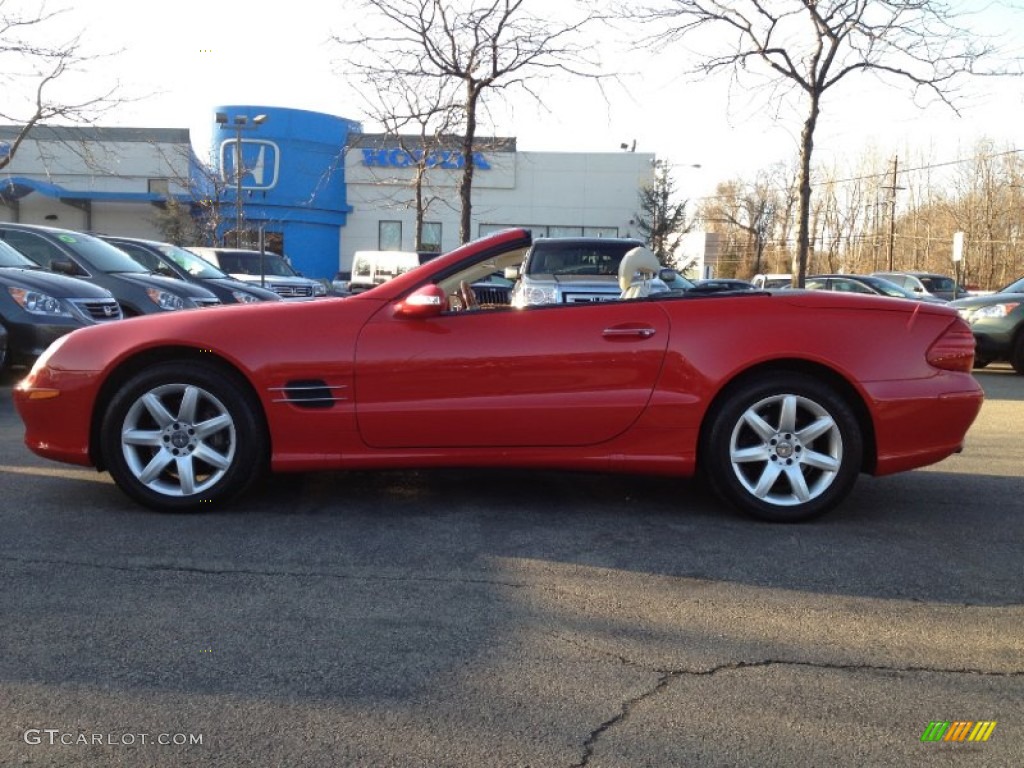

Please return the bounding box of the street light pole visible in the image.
[215,112,267,248]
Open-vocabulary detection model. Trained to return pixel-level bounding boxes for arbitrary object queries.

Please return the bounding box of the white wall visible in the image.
[342,148,654,272]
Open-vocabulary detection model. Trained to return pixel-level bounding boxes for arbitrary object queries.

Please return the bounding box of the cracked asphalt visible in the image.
[1,365,1021,767]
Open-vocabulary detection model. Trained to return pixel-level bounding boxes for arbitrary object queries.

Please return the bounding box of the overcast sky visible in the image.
[14,0,1024,202]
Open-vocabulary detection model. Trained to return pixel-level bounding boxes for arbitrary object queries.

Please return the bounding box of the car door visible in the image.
[353,300,671,448]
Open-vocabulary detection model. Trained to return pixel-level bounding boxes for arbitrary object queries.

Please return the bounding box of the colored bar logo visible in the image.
[920,721,997,742]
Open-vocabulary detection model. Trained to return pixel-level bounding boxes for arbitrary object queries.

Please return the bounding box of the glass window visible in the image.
[379,221,402,250]
[549,226,584,238]
[1,230,67,270]
[421,222,442,252]
[114,242,163,272]
[583,226,619,238]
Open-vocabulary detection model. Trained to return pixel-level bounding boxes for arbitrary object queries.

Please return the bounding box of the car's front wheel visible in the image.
[100,361,266,511]
[1011,334,1024,375]
[702,374,863,523]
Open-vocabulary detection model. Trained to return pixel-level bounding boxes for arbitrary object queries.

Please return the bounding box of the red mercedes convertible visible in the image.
[14,228,983,522]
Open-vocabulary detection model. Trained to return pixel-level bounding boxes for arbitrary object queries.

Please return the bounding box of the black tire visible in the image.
[702,373,863,523]
[100,361,266,511]
[1011,335,1024,375]
[972,356,992,369]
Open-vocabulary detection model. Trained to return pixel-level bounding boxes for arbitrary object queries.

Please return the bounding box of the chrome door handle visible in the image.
[603,326,656,338]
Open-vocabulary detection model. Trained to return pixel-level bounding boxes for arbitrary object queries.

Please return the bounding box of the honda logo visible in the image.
[220,139,280,190]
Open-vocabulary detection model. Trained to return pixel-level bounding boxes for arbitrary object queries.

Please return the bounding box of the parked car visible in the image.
[803,274,948,303]
[14,227,982,523]
[507,237,645,306]
[0,224,221,315]
[751,273,792,289]
[950,275,1024,372]
[871,271,969,301]
[100,236,281,305]
[693,278,757,292]
[0,238,123,368]
[189,247,327,300]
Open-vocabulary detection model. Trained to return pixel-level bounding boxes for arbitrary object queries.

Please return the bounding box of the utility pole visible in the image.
[881,156,904,271]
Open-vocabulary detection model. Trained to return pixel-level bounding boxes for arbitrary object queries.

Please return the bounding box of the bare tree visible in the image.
[698,169,783,277]
[337,0,605,243]
[349,68,464,250]
[630,0,1007,286]
[0,0,118,171]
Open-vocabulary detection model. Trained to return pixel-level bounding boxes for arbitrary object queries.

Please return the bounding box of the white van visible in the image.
[348,250,424,293]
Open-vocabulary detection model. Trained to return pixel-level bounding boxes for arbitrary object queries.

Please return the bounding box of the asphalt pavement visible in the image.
[0,365,1021,767]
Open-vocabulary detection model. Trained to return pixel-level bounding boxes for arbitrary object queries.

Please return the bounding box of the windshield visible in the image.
[163,245,227,278]
[525,241,637,277]
[60,232,150,273]
[0,239,39,268]
[918,275,955,292]
[998,276,1024,294]
[217,251,298,277]
[860,276,912,298]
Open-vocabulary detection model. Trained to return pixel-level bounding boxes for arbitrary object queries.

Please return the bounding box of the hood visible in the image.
[116,272,220,299]
[950,291,1024,309]
[0,267,115,298]
[204,277,282,300]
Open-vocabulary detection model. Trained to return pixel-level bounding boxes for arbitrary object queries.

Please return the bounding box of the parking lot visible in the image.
[1,365,1021,767]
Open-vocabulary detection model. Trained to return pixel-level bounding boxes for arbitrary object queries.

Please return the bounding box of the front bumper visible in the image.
[14,362,99,467]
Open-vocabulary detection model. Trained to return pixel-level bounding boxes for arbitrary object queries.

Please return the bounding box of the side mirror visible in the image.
[659,268,678,282]
[51,258,82,276]
[504,266,520,280]
[394,284,449,318]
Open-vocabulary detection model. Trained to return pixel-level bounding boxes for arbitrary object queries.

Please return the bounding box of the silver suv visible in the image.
[189,247,326,300]
[507,237,645,307]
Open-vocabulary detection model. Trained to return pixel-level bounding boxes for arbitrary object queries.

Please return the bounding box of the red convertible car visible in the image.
[14,228,982,522]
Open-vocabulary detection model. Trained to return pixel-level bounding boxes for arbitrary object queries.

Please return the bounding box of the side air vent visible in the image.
[268,380,348,409]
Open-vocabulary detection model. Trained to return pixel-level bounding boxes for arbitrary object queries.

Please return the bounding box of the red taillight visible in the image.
[926,320,976,372]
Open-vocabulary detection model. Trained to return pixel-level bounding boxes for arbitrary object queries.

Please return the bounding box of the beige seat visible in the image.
[618,246,662,299]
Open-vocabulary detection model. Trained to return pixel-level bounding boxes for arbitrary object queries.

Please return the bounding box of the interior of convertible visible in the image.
[437,245,670,312]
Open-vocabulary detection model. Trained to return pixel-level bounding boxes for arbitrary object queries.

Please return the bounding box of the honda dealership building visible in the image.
[1,106,655,279]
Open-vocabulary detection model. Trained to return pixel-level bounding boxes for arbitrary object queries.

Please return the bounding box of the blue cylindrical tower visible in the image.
[197,106,361,279]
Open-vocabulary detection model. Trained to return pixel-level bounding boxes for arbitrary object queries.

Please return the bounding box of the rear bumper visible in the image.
[864,373,984,476]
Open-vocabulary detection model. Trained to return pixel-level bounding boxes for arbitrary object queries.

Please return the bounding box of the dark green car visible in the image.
[951,276,1024,373]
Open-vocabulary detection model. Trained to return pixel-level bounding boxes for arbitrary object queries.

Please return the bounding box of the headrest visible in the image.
[618,246,661,291]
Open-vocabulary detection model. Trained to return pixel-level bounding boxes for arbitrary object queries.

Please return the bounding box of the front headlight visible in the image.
[8,287,72,317]
[314,281,328,297]
[230,289,262,304]
[145,288,186,311]
[524,285,558,305]
[974,302,1020,320]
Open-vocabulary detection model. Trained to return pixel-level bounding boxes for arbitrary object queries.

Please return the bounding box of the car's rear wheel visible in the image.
[703,373,863,523]
[100,361,265,511]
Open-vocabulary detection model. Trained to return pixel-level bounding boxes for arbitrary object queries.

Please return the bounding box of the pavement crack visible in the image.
[571,669,677,768]
[569,658,1021,767]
